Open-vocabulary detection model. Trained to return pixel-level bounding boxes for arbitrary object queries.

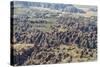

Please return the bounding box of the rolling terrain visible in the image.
[11,1,97,66]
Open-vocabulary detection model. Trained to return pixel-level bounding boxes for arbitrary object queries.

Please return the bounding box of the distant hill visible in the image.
[13,1,85,13]
[89,7,97,12]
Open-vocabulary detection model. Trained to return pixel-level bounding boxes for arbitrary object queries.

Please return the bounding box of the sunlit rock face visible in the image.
[11,1,97,66]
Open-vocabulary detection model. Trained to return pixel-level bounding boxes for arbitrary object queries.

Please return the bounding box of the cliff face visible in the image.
[12,44,97,65]
[11,1,97,66]
[13,15,97,49]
